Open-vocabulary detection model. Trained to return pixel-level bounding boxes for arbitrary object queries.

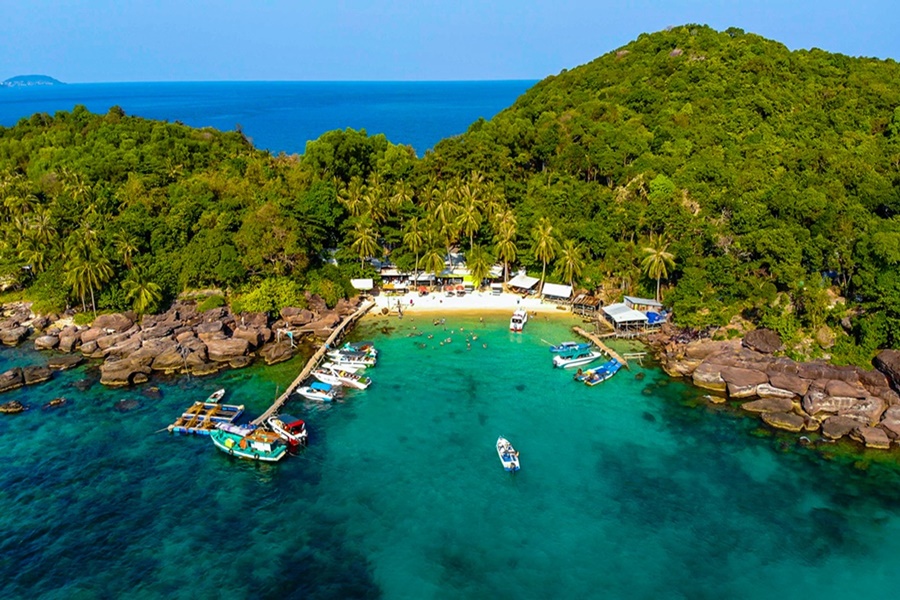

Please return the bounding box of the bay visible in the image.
[0,81,535,155]
[2,313,900,598]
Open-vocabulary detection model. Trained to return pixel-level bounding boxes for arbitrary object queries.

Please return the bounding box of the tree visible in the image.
[113,230,139,269]
[465,245,493,289]
[349,218,379,268]
[456,194,482,250]
[531,217,560,294]
[641,234,676,302]
[64,235,114,315]
[123,267,162,315]
[402,217,425,286]
[555,239,586,288]
[493,209,518,282]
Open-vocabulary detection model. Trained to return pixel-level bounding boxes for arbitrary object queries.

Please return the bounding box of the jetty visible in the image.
[251,300,375,426]
[572,326,629,369]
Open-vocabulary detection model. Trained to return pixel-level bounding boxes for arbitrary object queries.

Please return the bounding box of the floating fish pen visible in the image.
[168,401,245,435]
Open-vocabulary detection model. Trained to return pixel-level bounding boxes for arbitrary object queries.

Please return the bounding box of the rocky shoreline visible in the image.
[650,327,900,450]
[0,294,363,392]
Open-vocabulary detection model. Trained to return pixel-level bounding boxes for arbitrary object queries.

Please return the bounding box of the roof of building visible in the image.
[350,278,374,291]
[541,283,573,298]
[572,294,602,307]
[507,273,540,290]
[602,302,649,324]
[624,295,663,308]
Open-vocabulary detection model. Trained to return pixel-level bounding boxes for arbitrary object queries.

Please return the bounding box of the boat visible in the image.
[497,437,520,472]
[552,349,603,369]
[510,308,528,332]
[327,350,377,368]
[584,359,622,386]
[205,388,226,403]
[210,423,288,462]
[321,361,365,374]
[266,414,308,447]
[0,400,26,414]
[312,365,372,390]
[550,341,592,354]
[341,341,377,355]
[43,397,67,409]
[296,381,340,402]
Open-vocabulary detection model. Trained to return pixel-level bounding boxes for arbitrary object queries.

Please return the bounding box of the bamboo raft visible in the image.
[168,402,245,435]
[251,300,375,426]
[572,326,629,369]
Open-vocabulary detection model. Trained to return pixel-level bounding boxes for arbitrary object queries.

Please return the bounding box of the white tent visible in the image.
[602,303,649,325]
[507,273,539,290]
[541,283,573,299]
[350,278,374,291]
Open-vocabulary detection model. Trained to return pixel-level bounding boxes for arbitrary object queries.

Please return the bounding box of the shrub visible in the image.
[198,294,226,312]
[230,277,306,316]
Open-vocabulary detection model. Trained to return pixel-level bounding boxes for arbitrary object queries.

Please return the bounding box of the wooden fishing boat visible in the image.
[211,423,288,462]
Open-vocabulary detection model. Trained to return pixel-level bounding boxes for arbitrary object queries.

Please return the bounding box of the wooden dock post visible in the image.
[252,300,375,426]
[572,326,629,369]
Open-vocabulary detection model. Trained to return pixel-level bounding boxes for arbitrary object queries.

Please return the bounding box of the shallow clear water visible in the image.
[2,313,900,599]
[0,81,535,155]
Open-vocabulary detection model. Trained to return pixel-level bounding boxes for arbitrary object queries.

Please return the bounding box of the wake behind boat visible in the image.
[497,436,520,471]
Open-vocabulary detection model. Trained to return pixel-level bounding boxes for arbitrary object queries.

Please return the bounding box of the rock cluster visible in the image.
[655,327,900,450]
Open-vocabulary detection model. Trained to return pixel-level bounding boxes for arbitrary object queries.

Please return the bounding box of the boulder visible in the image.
[850,426,892,450]
[151,347,187,372]
[0,368,24,393]
[47,355,83,370]
[99,359,151,387]
[205,338,250,362]
[742,398,795,413]
[815,325,836,349]
[129,337,178,367]
[189,361,221,377]
[95,332,132,351]
[821,416,862,440]
[720,366,769,398]
[691,362,727,392]
[685,339,741,361]
[34,335,59,350]
[260,340,294,365]
[58,335,80,353]
[175,330,196,343]
[228,356,253,369]
[281,307,314,326]
[196,320,226,341]
[232,326,262,349]
[874,350,900,391]
[756,384,797,400]
[104,336,143,359]
[0,326,29,346]
[760,411,805,432]
[79,340,99,357]
[80,327,106,344]
[30,316,50,331]
[23,365,52,385]
[742,328,783,354]
[305,293,327,313]
[824,379,867,399]
[92,313,134,333]
[767,372,810,397]
[140,324,173,340]
[239,312,269,329]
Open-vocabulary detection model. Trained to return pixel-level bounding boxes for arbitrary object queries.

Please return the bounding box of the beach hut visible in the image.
[541,282,573,304]
[507,273,539,294]
[602,302,648,333]
[623,296,663,312]
[572,293,601,317]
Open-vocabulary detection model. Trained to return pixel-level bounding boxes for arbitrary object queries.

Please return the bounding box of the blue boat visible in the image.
[583,359,622,386]
[296,381,340,402]
[549,341,592,354]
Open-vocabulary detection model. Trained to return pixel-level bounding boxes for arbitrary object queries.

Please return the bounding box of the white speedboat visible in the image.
[313,365,371,390]
[296,381,340,402]
[510,308,528,332]
[321,361,365,374]
[552,350,603,369]
[327,350,376,368]
[205,388,226,403]
[497,437,520,472]
[266,414,308,447]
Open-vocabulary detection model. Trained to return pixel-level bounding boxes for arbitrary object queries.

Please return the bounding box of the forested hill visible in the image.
[426,25,900,361]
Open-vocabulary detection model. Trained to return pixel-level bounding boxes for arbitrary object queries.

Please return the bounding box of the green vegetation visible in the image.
[2,25,900,365]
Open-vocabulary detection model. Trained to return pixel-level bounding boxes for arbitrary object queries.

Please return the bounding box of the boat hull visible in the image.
[552,351,603,369]
[210,429,287,462]
[496,437,520,471]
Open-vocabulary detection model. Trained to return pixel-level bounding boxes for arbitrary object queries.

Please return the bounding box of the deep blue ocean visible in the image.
[0,81,535,155]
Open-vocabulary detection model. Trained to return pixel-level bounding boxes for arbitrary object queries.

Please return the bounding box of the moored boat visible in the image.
[583,359,622,386]
[321,361,364,374]
[510,308,528,332]
[266,414,308,447]
[205,388,226,403]
[550,341,591,354]
[552,349,603,369]
[312,365,372,390]
[210,423,288,462]
[327,350,377,368]
[497,436,520,471]
[296,381,340,402]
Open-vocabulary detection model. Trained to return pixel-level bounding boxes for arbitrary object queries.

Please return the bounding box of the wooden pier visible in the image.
[251,299,375,426]
[572,326,629,369]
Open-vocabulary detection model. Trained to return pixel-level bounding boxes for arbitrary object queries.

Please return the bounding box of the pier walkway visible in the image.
[572,326,629,369]
[252,299,375,426]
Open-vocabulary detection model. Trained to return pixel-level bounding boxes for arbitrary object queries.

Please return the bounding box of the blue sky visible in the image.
[2,0,897,82]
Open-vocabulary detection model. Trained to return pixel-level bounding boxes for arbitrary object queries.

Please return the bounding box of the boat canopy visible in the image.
[217,423,254,436]
[311,382,333,392]
[279,414,304,428]
[507,273,539,290]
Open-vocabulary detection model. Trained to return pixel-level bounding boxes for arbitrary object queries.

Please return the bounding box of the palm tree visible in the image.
[389,180,414,215]
[113,230,139,269]
[555,239,586,288]
[530,217,560,294]
[494,222,517,284]
[339,176,366,218]
[349,218,379,268]
[123,268,162,315]
[641,234,676,302]
[402,217,425,286]
[465,245,493,290]
[64,233,114,315]
[421,246,446,289]
[456,195,482,250]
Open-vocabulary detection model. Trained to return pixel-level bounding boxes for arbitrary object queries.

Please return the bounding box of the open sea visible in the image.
[3,313,900,599]
[0,81,535,155]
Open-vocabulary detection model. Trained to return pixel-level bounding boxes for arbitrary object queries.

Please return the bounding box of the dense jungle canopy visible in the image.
[1,24,900,365]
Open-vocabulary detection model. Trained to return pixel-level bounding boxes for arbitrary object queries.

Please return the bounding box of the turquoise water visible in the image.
[0,81,535,155]
[3,313,900,598]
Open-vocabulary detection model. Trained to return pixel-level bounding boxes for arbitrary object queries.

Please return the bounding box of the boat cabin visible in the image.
[278,414,306,435]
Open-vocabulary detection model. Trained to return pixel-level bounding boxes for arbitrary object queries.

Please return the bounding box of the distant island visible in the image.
[1,75,64,87]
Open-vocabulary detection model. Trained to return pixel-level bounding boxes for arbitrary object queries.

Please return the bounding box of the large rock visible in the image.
[742,397,795,413]
[761,411,805,432]
[281,307,314,326]
[79,340,99,357]
[23,365,52,385]
[141,323,173,340]
[151,347,186,372]
[99,359,151,387]
[47,355,83,370]
[95,331,132,351]
[205,338,249,362]
[189,360,221,376]
[104,336,143,359]
[824,379,868,399]
[879,406,900,439]
[129,337,178,367]
[850,426,892,449]
[34,335,59,350]
[58,333,80,353]
[742,328,783,354]
[196,320,226,341]
[821,416,861,440]
[0,326,29,346]
[92,313,134,333]
[232,326,262,349]
[756,384,797,400]
[80,327,106,344]
[767,372,810,397]
[0,368,24,393]
[239,312,269,329]
[874,350,900,391]
[720,366,769,398]
[260,340,294,365]
[802,390,884,425]
[691,362,727,392]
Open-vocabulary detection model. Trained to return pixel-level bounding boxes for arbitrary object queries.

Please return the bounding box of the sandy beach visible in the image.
[371,290,571,316]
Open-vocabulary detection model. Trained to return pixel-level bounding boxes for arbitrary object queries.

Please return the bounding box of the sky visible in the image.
[2,0,898,82]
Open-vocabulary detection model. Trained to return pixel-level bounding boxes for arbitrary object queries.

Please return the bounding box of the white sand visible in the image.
[371,290,569,315]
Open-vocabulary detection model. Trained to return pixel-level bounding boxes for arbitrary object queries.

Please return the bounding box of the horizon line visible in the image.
[4,78,543,86]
